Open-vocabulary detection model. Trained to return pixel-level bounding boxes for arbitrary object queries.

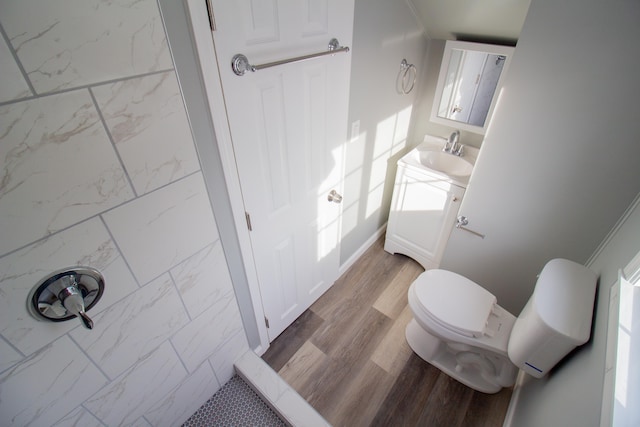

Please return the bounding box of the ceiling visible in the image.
[408,0,531,44]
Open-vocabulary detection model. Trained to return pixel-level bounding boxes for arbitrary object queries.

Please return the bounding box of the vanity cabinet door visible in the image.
[385,164,464,269]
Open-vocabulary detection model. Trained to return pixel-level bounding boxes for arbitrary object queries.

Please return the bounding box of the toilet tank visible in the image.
[507,259,598,378]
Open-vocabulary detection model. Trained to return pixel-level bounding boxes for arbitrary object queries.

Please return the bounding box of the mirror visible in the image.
[431,41,514,134]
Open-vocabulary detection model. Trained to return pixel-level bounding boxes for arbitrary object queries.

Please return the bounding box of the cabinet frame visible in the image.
[384,162,465,269]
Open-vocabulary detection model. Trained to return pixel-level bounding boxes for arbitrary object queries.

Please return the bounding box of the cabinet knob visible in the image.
[452,196,458,202]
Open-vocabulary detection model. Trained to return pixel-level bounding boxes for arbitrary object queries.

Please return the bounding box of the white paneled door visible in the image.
[209,1,354,340]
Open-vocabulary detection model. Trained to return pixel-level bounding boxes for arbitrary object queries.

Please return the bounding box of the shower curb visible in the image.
[234,350,331,427]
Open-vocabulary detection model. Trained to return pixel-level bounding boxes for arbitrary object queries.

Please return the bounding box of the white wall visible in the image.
[340,0,428,264]
[0,1,248,425]
[440,0,640,315]
[510,199,640,426]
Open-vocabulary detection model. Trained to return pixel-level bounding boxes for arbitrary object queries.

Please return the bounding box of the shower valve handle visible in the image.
[58,281,94,330]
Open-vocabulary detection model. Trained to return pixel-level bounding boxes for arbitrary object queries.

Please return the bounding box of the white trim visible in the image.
[234,350,330,426]
[339,224,387,275]
[623,248,640,283]
[184,0,269,352]
[404,0,430,41]
[601,256,640,426]
[600,279,620,427]
[502,371,526,427]
[586,192,640,268]
[430,41,514,136]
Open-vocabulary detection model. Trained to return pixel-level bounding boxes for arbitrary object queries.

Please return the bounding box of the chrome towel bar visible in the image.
[231,38,350,76]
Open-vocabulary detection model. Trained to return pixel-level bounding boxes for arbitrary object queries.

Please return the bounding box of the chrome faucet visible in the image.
[443,130,464,156]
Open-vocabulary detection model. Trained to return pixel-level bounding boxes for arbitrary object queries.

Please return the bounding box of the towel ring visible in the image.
[396,59,417,95]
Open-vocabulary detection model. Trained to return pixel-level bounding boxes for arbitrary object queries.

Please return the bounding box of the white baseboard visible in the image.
[339,224,387,275]
[502,371,526,427]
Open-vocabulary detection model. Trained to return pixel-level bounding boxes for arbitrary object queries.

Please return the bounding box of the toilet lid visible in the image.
[413,270,496,337]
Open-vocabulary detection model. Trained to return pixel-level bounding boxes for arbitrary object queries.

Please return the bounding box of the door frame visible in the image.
[184,0,270,353]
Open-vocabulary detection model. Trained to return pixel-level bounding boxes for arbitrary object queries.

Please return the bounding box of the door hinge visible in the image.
[264,316,270,328]
[205,0,216,31]
[245,212,252,231]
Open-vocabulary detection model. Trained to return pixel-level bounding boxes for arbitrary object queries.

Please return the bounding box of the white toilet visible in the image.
[405,258,597,393]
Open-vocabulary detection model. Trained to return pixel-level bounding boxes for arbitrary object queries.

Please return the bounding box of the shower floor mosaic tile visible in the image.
[182,374,287,426]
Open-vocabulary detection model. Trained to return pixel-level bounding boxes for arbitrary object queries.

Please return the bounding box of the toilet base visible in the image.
[405,319,517,394]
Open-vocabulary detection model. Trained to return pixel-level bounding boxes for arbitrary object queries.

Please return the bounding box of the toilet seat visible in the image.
[410,270,497,338]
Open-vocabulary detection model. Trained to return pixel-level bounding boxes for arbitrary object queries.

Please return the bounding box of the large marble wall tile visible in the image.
[0,91,134,255]
[0,336,108,427]
[52,407,102,427]
[0,34,31,102]
[130,418,153,427]
[0,338,22,374]
[0,0,172,94]
[145,362,221,427]
[92,71,200,195]
[84,341,187,426]
[208,330,250,384]
[171,289,244,373]
[171,241,234,319]
[70,274,189,379]
[103,172,219,284]
[0,218,138,355]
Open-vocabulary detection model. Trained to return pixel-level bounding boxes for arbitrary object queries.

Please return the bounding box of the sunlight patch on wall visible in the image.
[373,106,413,157]
[341,202,359,237]
[369,155,389,192]
[393,106,413,145]
[365,182,385,219]
[364,106,413,221]
[373,114,397,158]
[344,130,367,175]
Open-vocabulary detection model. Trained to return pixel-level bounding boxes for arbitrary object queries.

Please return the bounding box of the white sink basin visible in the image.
[418,150,473,177]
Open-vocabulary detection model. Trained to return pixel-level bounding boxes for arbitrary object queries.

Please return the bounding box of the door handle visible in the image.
[456,216,485,239]
[327,190,343,203]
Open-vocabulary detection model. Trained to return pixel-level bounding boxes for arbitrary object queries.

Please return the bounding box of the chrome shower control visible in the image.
[28,267,104,330]
[58,282,94,329]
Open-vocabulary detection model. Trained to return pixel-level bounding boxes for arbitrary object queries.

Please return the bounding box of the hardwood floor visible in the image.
[262,238,512,427]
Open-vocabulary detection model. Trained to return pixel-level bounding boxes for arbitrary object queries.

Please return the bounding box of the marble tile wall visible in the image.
[0,0,249,426]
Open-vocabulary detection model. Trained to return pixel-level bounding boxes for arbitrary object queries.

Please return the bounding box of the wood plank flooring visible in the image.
[262,238,512,427]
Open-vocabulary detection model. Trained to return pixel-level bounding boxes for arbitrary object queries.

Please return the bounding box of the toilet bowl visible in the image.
[405,259,598,394]
[406,269,518,393]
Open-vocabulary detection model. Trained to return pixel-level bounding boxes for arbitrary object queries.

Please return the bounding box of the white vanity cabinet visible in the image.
[384,160,465,270]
